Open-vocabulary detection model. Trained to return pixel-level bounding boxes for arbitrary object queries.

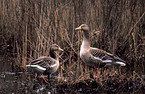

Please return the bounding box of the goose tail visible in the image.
[115,61,126,66]
[102,59,126,66]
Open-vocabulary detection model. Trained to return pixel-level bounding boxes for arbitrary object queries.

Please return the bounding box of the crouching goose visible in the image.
[75,24,126,78]
[26,44,63,79]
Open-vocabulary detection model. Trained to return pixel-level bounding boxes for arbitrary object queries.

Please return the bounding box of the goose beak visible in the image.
[75,26,82,30]
[58,47,63,51]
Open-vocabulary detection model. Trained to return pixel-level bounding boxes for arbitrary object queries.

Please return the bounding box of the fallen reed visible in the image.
[0,0,145,89]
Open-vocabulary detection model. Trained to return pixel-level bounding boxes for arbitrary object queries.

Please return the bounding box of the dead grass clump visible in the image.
[0,0,145,92]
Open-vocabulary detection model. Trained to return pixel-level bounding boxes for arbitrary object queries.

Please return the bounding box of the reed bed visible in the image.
[0,0,145,91]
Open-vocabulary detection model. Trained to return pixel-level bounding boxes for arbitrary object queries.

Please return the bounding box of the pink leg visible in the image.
[41,74,49,83]
[35,73,37,79]
[97,68,100,76]
[93,68,100,78]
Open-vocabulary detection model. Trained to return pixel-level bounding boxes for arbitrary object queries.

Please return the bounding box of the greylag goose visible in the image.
[26,44,63,79]
[75,24,126,78]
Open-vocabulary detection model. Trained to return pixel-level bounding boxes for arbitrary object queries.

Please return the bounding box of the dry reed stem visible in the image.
[0,0,144,87]
[124,12,145,42]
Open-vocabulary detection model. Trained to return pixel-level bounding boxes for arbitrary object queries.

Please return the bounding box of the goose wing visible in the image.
[90,47,126,66]
[26,56,57,72]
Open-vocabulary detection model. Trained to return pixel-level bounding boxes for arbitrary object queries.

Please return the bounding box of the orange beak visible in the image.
[58,47,63,51]
[75,26,82,30]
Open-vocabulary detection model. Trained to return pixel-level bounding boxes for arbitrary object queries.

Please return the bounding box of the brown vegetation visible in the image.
[0,0,145,90]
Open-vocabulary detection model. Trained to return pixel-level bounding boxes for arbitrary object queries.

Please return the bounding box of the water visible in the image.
[0,71,59,93]
[0,58,145,94]
[0,57,65,93]
[1,72,145,94]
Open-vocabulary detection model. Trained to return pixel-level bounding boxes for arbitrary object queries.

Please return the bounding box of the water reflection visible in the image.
[0,58,57,93]
[0,59,145,94]
[0,71,59,93]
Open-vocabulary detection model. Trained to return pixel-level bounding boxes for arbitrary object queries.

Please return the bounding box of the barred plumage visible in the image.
[75,24,126,78]
[26,44,63,78]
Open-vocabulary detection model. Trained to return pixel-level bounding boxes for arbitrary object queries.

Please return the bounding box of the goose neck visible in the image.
[82,30,90,48]
[49,50,58,60]
[83,30,89,40]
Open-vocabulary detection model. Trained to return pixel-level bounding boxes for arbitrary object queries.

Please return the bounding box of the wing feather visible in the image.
[26,56,57,71]
[90,47,126,66]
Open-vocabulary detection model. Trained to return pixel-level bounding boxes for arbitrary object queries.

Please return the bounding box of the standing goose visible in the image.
[75,24,126,78]
[26,44,63,79]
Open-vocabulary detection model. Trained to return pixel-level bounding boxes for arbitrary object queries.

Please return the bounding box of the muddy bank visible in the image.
[57,79,145,94]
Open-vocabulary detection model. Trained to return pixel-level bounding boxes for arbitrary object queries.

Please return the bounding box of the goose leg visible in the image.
[35,73,37,79]
[41,74,49,83]
[93,68,100,78]
[97,68,100,76]
[93,68,97,78]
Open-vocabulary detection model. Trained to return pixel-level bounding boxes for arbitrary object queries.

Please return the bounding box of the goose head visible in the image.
[75,24,90,41]
[50,44,63,59]
[50,44,63,51]
[75,24,89,31]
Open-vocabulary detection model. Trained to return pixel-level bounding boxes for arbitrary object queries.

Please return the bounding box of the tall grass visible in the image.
[0,0,145,86]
